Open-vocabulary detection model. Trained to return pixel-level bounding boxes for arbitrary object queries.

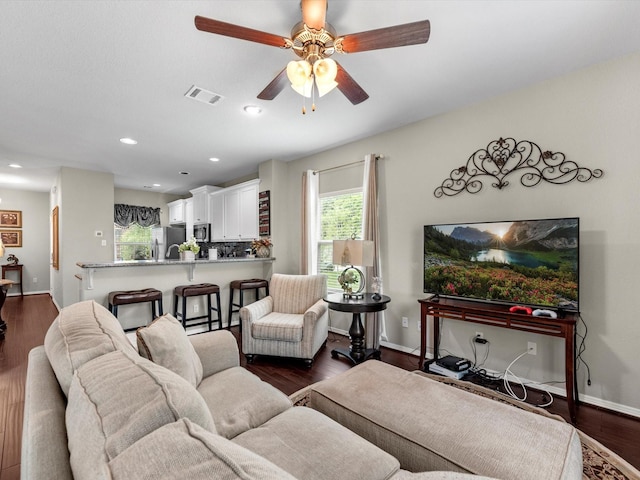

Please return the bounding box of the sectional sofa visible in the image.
[21,300,582,479]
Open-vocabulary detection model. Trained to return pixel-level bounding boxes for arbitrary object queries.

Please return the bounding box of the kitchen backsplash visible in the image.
[197,241,252,259]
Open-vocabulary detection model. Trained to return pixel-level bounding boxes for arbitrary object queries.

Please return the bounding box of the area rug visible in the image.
[290,372,640,480]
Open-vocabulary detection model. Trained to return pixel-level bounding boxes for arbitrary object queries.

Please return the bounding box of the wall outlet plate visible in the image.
[401,317,409,328]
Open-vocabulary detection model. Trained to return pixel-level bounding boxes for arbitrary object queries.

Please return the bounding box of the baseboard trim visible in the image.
[7,290,51,297]
[329,329,640,420]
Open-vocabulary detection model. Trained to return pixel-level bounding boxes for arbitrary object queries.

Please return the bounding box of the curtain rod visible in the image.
[313,154,384,175]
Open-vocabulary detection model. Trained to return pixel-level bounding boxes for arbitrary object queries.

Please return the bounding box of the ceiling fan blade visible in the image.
[301,0,327,30]
[195,16,289,48]
[257,68,289,100]
[339,19,430,53]
[335,63,369,105]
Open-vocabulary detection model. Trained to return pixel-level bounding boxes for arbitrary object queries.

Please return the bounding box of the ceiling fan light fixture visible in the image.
[316,80,338,97]
[313,58,337,83]
[313,58,338,97]
[286,60,312,87]
[290,77,313,98]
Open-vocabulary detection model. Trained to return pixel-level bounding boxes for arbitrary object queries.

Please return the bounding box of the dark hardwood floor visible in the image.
[1,294,638,480]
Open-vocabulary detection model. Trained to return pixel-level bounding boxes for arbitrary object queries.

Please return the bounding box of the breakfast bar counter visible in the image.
[76,257,275,330]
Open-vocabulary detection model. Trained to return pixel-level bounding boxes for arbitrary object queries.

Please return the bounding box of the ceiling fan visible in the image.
[194,0,430,109]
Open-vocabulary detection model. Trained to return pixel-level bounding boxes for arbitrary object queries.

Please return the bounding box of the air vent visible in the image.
[184,85,224,106]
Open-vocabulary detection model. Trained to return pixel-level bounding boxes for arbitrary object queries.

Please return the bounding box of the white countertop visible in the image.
[76,257,275,269]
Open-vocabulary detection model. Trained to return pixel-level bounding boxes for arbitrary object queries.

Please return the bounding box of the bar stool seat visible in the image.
[173,283,222,331]
[108,288,163,332]
[228,278,269,331]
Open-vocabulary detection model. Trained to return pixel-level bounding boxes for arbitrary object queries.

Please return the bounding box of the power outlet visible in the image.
[401,317,409,328]
[528,342,537,355]
[33,277,38,284]
[417,319,421,331]
[193,304,199,313]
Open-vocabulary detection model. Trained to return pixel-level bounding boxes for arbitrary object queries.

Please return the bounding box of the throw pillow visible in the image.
[136,313,204,387]
[44,300,139,396]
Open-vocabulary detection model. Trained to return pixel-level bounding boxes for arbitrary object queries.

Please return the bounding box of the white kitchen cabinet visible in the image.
[223,190,241,240]
[185,198,194,240]
[209,179,259,241]
[190,185,221,224]
[167,199,186,225]
[238,183,259,239]
[209,192,225,241]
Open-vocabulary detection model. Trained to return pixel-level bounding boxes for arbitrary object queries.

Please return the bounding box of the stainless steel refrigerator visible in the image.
[151,226,186,260]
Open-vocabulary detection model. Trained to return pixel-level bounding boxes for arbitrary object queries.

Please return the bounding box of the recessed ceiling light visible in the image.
[209,157,220,162]
[8,164,22,168]
[119,137,138,145]
[153,183,161,187]
[243,105,262,115]
[179,171,190,175]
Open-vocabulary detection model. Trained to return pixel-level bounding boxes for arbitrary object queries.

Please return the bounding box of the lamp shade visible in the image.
[332,239,374,267]
[313,58,338,97]
[0,238,4,258]
[287,60,313,98]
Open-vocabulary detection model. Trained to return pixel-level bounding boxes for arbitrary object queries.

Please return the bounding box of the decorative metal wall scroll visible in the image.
[434,137,603,198]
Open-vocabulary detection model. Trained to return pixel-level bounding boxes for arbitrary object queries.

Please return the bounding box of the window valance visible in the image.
[114,204,160,228]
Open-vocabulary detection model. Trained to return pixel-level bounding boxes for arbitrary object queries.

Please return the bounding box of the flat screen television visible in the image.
[423,217,579,311]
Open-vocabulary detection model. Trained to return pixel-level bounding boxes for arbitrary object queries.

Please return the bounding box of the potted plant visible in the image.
[178,237,200,261]
[251,237,272,258]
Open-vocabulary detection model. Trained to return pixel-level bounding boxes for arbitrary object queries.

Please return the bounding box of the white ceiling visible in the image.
[1,1,639,195]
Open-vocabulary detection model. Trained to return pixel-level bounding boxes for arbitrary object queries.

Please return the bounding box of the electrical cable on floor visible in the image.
[502,350,531,402]
[499,349,556,408]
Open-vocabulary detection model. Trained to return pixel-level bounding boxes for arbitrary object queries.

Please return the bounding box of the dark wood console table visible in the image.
[418,297,579,422]
[2,264,23,296]
[325,293,390,365]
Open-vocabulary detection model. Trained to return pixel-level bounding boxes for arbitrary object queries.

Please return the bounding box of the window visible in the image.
[317,189,363,290]
[114,224,152,261]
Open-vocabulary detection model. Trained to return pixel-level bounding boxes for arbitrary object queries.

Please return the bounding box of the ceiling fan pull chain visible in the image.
[312,75,317,112]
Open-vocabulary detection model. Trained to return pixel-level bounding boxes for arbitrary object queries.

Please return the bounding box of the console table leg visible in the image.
[566,326,578,423]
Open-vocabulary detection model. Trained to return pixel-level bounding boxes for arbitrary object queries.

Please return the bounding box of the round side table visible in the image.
[324,293,391,365]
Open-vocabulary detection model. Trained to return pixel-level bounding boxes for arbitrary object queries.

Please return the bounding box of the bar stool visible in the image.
[228,278,269,331]
[108,288,163,332]
[173,283,222,331]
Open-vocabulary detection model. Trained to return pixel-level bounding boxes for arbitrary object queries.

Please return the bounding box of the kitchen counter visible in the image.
[75,257,275,330]
[77,257,274,269]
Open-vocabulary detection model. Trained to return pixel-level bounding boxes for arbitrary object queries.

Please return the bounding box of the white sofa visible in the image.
[21,300,582,480]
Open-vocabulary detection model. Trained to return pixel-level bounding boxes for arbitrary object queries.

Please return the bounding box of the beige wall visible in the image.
[51,167,114,307]
[0,188,50,295]
[278,52,640,415]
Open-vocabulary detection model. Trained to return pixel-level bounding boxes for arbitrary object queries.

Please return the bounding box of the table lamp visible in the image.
[332,238,374,298]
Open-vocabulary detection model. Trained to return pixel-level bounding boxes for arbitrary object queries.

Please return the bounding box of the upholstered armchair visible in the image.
[240,274,328,367]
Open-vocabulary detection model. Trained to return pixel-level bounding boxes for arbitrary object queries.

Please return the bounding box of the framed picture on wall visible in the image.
[0,230,22,248]
[0,210,22,228]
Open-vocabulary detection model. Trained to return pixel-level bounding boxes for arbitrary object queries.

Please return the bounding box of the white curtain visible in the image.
[301,170,319,274]
[362,154,386,347]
